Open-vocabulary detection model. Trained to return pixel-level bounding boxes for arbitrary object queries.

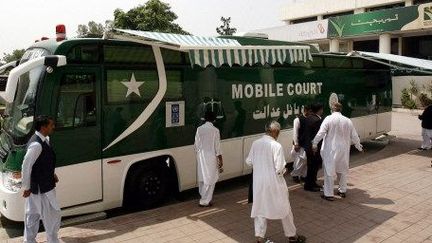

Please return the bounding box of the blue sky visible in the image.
[0,0,291,58]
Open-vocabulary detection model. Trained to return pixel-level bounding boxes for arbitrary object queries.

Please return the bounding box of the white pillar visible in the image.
[379,34,391,54]
[398,37,403,55]
[354,8,365,14]
[329,39,340,52]
[405,0,413,6]
[347,40,354,52]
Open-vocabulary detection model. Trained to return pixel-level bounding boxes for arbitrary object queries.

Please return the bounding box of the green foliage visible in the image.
[77,20,113,38]
[2,49,25,63]
[216,17,237,36]
[409,80,419,97]
[401,88,417,109]
[113,0,189,34]
[419,93,432,107]
[404,99,417,109]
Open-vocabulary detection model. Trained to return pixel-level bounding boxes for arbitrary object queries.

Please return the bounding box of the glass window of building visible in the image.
[291,16,318,24]
[414,0,432,5]
[366,3,405,12]
[323,11,354,19]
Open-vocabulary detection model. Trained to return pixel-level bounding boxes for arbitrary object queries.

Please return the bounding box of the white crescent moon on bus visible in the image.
[103,46,167,151]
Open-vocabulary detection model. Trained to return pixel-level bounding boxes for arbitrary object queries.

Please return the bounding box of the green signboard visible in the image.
[328,6,419,38]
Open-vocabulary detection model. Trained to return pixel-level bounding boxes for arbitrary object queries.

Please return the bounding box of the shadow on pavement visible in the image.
[8,130,424,242]
[57,181,398,243]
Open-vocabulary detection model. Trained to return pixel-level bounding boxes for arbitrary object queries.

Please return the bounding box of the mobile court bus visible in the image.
[0,26,393,221]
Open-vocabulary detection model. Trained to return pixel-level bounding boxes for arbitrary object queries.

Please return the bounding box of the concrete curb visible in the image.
[392,108,422,115]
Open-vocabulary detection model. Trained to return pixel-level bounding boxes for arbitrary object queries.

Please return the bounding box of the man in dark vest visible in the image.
[299,103,324,192]
[22,116,60,243]
[418,104,432,150]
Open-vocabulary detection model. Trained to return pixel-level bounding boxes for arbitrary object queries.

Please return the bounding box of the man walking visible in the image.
[194,111,223,207]
[300,103,324,192]
[312,103,363,201]
[290,105,311,183]
[22,116,61,243]
[418,104,432,150]
[246,121,305,243]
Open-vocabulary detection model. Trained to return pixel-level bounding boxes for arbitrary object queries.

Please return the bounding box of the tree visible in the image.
[216,17,237,36]
[77,20,113,38]
[2,49,26,63]
[113,0,189,34]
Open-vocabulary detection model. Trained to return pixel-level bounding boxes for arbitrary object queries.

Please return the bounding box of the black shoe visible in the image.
[289,234,306,243]
[418,147,428,150]
[337,191,346,198]
[304,186,320,192]
[199,202,213,207]
[292,176,301,183]
[321,195,335,201]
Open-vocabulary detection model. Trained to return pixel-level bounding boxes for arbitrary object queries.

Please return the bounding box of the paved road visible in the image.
[4,111,432,242]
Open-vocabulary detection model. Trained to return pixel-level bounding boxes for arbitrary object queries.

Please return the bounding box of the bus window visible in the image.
[352,58,364,69]
[56,74,96,128]
[161,48,183,64]
[311,57,324,68]
[67,45,99,63]
[325,57,352,68]
[165,70,183,100]
[104,45,155,64]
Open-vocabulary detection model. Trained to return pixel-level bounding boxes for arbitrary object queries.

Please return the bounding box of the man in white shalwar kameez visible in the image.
[194,111,223,207]
[246,121,305,243]
[22,116,61,243]
[312,103,363,201]
[290,106,310,182]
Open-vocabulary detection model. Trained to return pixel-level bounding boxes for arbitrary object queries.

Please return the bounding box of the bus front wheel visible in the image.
[124,163,169,209]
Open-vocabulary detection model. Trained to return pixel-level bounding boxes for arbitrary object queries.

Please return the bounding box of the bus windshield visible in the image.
[3,48,49,139]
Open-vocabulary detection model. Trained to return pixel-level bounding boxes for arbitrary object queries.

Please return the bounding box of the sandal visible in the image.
[256,237,274,243]
[289,234,306,243]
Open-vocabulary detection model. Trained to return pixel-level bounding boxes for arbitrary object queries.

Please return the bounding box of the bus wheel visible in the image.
[124,163,169,209]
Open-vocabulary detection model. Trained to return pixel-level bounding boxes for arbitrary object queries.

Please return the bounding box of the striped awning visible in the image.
[188,47,312,67]
[114,29,241,47]
[111,29,313,67]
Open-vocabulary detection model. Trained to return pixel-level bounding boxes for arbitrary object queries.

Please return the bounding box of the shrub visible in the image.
[419,93,432,107]
[401,88,417,109]
[405,99,417,109]
[409,80,419,97]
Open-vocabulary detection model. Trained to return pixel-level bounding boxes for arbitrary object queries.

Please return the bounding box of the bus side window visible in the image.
[56,74,96,128]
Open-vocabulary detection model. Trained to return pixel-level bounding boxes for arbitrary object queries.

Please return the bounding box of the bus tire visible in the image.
[124,162,169,209]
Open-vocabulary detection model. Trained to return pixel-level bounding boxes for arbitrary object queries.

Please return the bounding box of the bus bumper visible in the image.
[0,175,24,222]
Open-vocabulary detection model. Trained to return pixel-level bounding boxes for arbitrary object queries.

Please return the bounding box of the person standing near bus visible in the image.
[312,103,363,201]
[300,103,324,192]
[194,111,223,207]
[418,104,432,150]
[290,105,311,183]
[22,116,61,243]
[246,121,306,243]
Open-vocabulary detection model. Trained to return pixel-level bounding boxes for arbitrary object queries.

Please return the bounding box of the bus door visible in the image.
[50,67,103,208]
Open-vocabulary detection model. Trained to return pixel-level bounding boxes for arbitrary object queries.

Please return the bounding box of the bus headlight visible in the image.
[2,171,22,192]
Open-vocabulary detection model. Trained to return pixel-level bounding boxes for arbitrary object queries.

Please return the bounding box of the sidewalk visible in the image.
[8,112,432,243]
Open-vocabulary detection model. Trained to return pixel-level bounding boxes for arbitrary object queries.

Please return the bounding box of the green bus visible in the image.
[0,27,391,221]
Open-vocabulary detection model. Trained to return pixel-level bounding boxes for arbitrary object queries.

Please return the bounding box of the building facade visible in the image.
[254,0,432,60]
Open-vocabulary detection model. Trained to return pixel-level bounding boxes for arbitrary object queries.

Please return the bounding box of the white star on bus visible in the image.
[121,73,144,98]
